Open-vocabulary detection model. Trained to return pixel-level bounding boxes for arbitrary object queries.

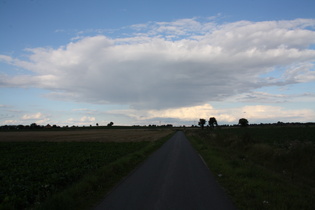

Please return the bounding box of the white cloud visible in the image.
[234,92,289,103]
[232,89,315,104]
[19,112,51,125]
[80,116,95,122]
[240,105,315,122]
[109,104,315,125]
[113,104,217,121]
[65,116,96,126]
[22,112,45,120]
[1,18,315,112]
[0,55,13,63]
[3,120,19,125]
[282,63,315,83]
[0,104,11,108]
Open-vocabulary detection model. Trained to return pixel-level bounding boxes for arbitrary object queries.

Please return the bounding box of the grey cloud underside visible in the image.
[1,18,315,110]
[47,64,286,109]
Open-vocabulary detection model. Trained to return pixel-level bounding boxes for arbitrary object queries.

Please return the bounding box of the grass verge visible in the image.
[186,128,315,210]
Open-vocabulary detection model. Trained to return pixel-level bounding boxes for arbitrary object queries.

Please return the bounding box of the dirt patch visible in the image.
[0,129,174,142]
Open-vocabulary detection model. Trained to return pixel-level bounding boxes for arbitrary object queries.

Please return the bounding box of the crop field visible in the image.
[186,126,315,209]
[212,126,315,144]
[0,129,173,210]
[0,128,172,142]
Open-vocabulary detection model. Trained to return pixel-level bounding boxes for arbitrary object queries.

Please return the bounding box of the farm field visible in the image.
[186,126,315,210]
[0,128,172,142]
[0,128,174,210]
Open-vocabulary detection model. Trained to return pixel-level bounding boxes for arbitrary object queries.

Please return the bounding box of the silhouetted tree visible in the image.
[17,125,24,130]
[45,124,51,128]
[209,117,218,128]
[30,123,40,129]
[198,119,206,129]
[107,122,114,127]
[238,118,249,127]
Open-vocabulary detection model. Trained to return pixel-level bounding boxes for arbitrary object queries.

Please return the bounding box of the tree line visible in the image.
[0,122,115,131]
[1,119,314,131]
[197,117,315,129]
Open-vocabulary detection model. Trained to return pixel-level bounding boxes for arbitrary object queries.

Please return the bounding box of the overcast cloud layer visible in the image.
[1,18,315,124]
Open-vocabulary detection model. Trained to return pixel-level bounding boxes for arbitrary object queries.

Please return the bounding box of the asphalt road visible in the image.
[94,131,236,210]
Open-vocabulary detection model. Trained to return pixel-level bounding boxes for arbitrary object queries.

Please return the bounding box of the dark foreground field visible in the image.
[0,129,173,210]
[1,126,314,210]
[186,126,315,210]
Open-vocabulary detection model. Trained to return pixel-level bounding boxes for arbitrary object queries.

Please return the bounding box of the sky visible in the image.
[1,0,315,126]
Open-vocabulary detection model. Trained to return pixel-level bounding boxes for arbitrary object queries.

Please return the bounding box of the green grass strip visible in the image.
[187,131,315,210]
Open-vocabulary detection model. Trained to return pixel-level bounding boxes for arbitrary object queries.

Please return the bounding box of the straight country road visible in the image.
[94,131,236,210]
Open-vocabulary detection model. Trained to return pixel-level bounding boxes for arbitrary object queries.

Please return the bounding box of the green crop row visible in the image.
[0,141,152,209]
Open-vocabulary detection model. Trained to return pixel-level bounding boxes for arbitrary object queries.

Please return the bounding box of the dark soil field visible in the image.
[0,129,173,142]
[0,128,174,210]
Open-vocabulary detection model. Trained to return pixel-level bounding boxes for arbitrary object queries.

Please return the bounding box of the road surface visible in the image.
[94,131,236,210]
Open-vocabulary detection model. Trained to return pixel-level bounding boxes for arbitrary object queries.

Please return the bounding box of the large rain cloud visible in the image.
[1,18,315,110]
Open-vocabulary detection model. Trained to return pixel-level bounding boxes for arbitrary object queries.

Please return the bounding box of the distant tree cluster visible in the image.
[198,117,219,129]
[194,117,315,129]
[1,120,315,131]
[107,122,114,127]
[146,124,173,127]
[196,117,250,129]
[0,123,63,131]
[0,122,113,131]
